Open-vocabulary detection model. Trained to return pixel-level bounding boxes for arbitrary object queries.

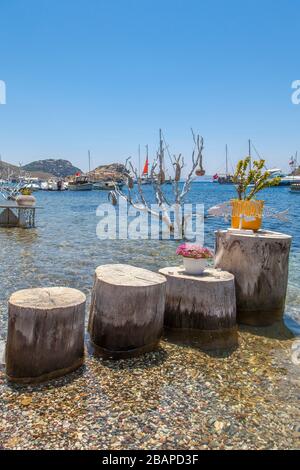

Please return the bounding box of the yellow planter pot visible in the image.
[231,199,264,231]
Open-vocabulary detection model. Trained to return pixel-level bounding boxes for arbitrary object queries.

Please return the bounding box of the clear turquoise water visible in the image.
[0,183,299,339]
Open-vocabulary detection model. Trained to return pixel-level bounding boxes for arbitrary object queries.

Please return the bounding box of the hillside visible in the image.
[0,160,62,180]
[0,160,19,178]
[22,159,82,178]
[0,158,125,181]
[87,163,127,182]
[293,167,300,175]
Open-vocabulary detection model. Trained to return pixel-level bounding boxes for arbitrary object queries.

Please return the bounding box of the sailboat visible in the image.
[68,170,93,191]
[140,145,152,184]
[69,151,93,191]
[217,144,234,184]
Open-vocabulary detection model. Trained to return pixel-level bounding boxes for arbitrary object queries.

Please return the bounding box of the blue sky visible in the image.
[0,0,300,174]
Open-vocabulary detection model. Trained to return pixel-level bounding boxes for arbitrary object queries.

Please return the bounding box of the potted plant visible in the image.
[16,187,36,207]
[231,157,281,230]
[176,243,214,275]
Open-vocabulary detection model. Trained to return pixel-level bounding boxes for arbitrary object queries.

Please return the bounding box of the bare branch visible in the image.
[109,129,205,237]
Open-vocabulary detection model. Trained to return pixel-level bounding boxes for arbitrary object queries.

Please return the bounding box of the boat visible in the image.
[68,175,93,191]
[115,180,124,189]
[140,177,152,185]
[217,144,234,184]
[40,181,49,190]
[164,177,173,185]
[93,181,116,190]
[21,178,40,191]
[266,153,300,185]
[23,182,40,191]
[268,168,300,186]
[290,183,300,192]
[48,180,58,191]
[57,180,67,191]
[217,174,234,184]
[140,145,152,185]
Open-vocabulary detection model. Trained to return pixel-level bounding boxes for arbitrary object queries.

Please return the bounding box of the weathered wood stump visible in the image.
[88,264,166,358]
[215,229,292,326]
[159,266,237,350]
[6,287,86,383]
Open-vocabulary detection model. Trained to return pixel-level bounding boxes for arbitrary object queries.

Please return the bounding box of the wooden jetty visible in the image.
[0,201,41,228]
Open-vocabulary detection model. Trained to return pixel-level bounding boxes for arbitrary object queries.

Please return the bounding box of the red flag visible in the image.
[142,158,149,176]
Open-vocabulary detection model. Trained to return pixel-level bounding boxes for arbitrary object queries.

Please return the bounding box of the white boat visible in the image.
[40,181,49,190]
[279,175,300,185]
[48,180,58,191]
[93,181,116,190]
[268,168,300,186]
[290,183,300,192]
[24,182,40,191]
[140,177,152,185]
[68,176,93,191]
[57,180,67,191]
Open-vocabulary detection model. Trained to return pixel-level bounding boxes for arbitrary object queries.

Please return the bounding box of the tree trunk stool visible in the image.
[159,267,237,350]
[215,229,292,326]
[6,287,86,384]
[88,264,166,359]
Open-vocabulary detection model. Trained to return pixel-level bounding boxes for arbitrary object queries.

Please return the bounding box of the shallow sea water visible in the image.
[0,183,299,449]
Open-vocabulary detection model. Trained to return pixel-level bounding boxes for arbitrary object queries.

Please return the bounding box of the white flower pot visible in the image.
[16,195,36,207]
[183,257,207,275]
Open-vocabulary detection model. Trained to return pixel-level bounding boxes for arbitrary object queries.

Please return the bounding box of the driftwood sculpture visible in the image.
[109,129,205,238]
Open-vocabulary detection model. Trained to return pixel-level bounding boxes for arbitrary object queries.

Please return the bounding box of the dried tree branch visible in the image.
[109,129,205,237]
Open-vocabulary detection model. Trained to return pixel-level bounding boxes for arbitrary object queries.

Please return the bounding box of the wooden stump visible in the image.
[159,266,237,350]
[6,287,86,383]
[215,229,292,326]
[88,264,166,358]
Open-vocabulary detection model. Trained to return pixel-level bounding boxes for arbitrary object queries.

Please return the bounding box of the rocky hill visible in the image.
[0,160,19,178]
[293,167,300,175]
[0,159,55,180]
[0,158,126,181]
[22,159,82,178]
[87,163,127,182]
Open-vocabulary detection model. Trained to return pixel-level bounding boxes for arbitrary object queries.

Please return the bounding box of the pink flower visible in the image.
[176,243,214,259]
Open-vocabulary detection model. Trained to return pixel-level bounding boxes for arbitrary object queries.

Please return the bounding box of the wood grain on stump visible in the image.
[215,229,292,326]
[6,287,86,383]
[159,266,237,350]
[88,264,166,358]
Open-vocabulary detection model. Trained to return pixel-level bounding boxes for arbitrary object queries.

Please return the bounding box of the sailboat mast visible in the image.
[146,144,149,177]
[225,144,228,176]
[159,128,164,176]
[88,150,91,174]
[138,145,141,178]
[248,139,251,171]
